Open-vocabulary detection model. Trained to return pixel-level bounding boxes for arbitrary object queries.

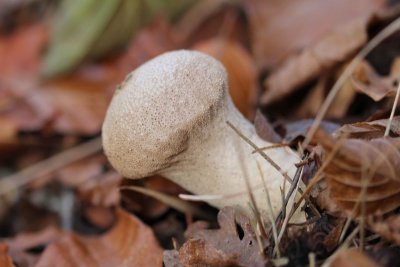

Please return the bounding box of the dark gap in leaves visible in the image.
[73,204,112,236]
[26,244,46,254]
[366,33,400,75]
[235,222,244,240]
[346,93,383,119]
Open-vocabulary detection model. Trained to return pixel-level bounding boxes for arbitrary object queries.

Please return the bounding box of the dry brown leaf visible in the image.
[7,226,63,252]
[83,206,116,230]
[262,19,368,105]
[194,38,258,119]
[0,18,180,136]
[315,130,400,217]
[0,23,47,76]
[330,248,379,267]
[351,60,396,101]
[56,155,106,187]
[6,226,64,267]
[243,0,384,69]
[165,207,268,267]
[0,243,15,267]
[370,214,400,245]
[278,119,339,144]
[35,208,163,267]
[336,116,400,139]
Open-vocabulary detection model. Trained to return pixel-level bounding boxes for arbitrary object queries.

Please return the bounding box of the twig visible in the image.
[256,162,280,257]
[0,137,102,196]
[235,131,268,239]
[226,121,294,184]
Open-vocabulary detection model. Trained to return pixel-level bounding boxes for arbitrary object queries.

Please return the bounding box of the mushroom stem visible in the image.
[159,97,302,222]
[102,50,305,223]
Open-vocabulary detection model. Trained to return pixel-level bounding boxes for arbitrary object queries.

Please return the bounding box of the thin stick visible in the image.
[227,121,319,221]
[303,16,400,148]
[235,134,268,239]
[0,137,102,195]
[256,162,280,257]
[227,121,294,184]
[385,79,400,136]
[252,144,289,154]
[274,167,303,256]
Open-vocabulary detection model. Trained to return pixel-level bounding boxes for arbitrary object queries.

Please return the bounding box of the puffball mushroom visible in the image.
[102,50,305,223]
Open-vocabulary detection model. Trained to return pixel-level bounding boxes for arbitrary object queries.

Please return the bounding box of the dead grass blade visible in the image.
[385,78,400,136]
[0,137,102,196]
[120,185,212,220]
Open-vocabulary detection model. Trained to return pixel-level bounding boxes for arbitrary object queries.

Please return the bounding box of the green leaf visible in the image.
[41,0,196,78]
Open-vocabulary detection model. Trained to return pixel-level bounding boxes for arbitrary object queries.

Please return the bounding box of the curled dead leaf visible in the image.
[262,19,368,105]
[315,130,400,217]
[336,116,400,139]
[351,60,396,101]
[194,38,258,119]
[35,208,163,267]
[164,207,268,267]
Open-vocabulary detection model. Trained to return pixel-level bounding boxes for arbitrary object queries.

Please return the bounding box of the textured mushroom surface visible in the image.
[102,50,305,222]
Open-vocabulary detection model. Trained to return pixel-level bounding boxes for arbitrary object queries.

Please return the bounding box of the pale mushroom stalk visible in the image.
[102,50,305,223]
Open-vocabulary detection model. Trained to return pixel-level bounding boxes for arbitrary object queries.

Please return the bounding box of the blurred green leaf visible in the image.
[41,0,196,78]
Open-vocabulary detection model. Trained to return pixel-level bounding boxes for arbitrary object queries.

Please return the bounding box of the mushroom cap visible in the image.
[102,50,228,179]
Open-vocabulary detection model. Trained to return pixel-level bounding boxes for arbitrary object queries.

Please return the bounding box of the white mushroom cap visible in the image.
[102,50,227,179]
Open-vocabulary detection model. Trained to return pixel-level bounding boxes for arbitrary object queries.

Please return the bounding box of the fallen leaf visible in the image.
[277,119,339,144]
[330,248,379,267]
[370,214,400,246]
[6,226,64,267]
[243,0,384,68]
[351,60,396,101]
[0,23,47,76]
[165,207,268,267]
[315,130,400,217]
[194,38,258,119]
[0,243,14,267]
[262,19,368,105]
[35,208,163,267]
[336,116,400,139]
[56,155,106,187]
[83,206,116,230]
[7,226,63,252]
[0,18,180,136]
[78,171,122,207]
